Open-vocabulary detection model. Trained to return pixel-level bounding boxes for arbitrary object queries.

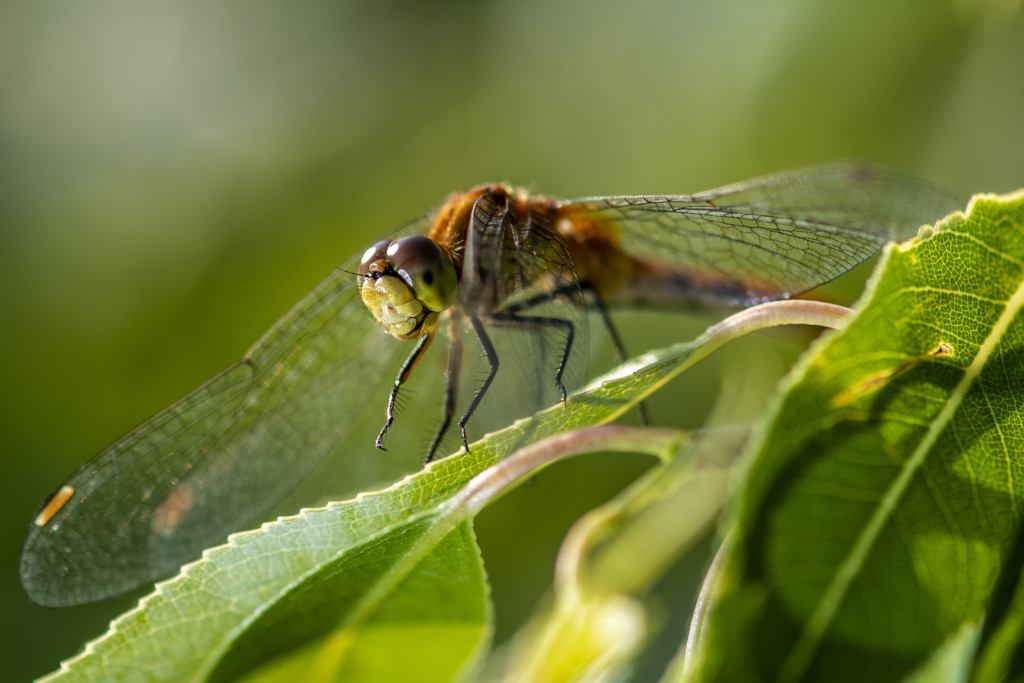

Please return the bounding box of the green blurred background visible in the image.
[2,0,1021,679]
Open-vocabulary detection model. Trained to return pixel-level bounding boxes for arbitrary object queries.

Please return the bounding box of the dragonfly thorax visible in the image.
[357,235,458,340]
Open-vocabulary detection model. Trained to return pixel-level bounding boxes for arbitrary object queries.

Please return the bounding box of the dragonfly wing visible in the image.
[21,223,430,606]
[557,161,960,306]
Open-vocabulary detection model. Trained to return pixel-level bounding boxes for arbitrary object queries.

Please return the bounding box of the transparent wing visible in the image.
[21,218,433,607]
[557,161,961,306]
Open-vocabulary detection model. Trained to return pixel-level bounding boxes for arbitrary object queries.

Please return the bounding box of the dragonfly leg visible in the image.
[425,325,462,463]
[503,282,581,314]
[579,283,650,425]
[376,332,434,450]
[458,315,500,453]
[504,281,650,424]
[501,284,580,399]
[578,284,625,359]
[490,312,574,404]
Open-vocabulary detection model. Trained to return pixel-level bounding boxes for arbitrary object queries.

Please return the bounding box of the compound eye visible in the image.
[357,240,392,278]
[387,235,458,312]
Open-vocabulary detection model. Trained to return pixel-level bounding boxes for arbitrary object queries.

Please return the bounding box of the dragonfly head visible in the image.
[358,235,458,339]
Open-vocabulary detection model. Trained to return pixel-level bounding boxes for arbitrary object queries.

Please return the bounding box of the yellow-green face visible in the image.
[358,236,458,340]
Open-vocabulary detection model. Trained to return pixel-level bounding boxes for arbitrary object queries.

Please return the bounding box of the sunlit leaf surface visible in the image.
[693,191,1024,683]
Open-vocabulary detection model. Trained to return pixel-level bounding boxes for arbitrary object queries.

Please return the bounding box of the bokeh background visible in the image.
[2,0,1021,679]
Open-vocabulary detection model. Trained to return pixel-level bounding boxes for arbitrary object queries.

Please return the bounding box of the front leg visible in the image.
[457,315,500,453]
[425,321,463,463]
[376,332,434,450]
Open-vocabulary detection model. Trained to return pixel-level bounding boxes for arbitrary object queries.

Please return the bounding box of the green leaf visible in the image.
[692,190,1024,683]
[226,521,490,683]
[39,298,845,682]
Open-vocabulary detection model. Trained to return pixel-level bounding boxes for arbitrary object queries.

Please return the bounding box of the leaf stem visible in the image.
[698,299,850,343]
[590,299,851,392]
[447,426,685,517]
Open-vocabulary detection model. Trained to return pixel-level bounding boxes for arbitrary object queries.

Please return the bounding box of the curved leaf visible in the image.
[694,191,1024,683]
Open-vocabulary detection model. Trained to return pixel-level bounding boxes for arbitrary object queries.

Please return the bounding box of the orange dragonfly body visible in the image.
[21,162,958,606]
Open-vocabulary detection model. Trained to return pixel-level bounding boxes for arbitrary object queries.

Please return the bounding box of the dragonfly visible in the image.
[20,161,958,607]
